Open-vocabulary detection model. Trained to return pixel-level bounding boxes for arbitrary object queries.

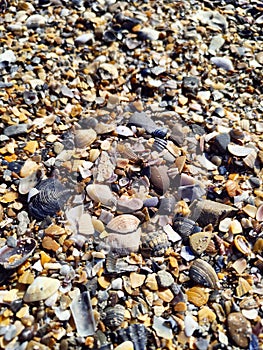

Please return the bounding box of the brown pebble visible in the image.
[42,236,60,252]
[227,312,252,348]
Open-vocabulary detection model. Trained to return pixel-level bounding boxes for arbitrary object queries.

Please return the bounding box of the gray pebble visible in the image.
[4,324,17,341]
[156,270,174,288]
[214,133,230,154]
[4,124,28,137]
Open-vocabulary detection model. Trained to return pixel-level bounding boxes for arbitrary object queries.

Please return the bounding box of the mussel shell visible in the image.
[0,238,37,269]
[189,259,219,289]
[103,305,125,329]
[172,216,200,241]
[28,178,72,220]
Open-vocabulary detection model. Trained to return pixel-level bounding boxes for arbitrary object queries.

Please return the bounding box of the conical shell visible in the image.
[24,277,60,302]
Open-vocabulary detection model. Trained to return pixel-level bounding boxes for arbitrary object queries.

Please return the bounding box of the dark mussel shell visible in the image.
[28,178,72,220]
[0,238,37,269]
[116,324,148,350]
[172,216,200,241]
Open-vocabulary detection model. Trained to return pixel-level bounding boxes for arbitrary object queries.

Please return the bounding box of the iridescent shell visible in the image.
[28,178,72,220]
[0,238,36,269]
[140,230,170,257]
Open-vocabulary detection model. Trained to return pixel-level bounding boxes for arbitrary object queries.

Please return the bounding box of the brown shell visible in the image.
[140,230,170,257]
[189,259,219,289]
[0,238,37,270]
[106,214,140,234]
[234,235,251,255]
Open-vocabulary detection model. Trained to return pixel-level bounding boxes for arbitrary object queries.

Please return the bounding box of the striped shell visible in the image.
[103,304,125,329]
[140,230,170,257]
[189,259,219,289]
[116,323,147,350]
[28,178,72,220]
[172,216,199,241]
[106,214,140,234]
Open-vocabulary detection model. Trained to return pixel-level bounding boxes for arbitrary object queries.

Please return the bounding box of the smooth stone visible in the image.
[75,33,94,45]
[4,124,28,137]
[208,35,225,54]
[211,57,234,71]
[156,270,174,288]
[189,199,238,226]
[227,312,252,348]
[26,14,46,29]
[0,50,16,63]
[129,112,157,133]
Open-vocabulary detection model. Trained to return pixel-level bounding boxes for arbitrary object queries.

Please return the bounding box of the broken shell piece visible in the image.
[256,204,263,222]
[150,166,170,195]
[103,304,125,329]
[23,277,60,302]
[189,259,219,289]
[86,184,116,206]
[74,129,97,149]
[105,228,141,256]
[0,238,36,269]
[227,144,254,157]
[234,235,251,256]
[189,232,212,255]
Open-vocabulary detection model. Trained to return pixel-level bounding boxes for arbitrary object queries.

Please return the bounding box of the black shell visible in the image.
[140,231,170,257]
[153,137,167,152]
[103,305,125,329]
[0,238,37,269]
[28,178,72,220]
[189,259,219,289]
[172,216,200,241]
[116,324,147,350]
[152,128,168,139]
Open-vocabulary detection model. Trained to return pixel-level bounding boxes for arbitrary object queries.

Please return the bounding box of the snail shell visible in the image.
[189,259,219,289]
[28,178,72,220]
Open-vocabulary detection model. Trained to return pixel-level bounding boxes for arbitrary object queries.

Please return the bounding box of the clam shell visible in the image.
[227,312,252,348]
[0,238,36,269]
[28,178,72,220]
[117,197,143,213]
[227,144,254,157]
[189,232,212,255]
[106,214,140,234]
[86,184,115,206]
[189,259,219,289]
[105,228,141,255]
[150,166,170,195]
[74,129,97,149]
[140,230,170,257]
[23,277,60,302]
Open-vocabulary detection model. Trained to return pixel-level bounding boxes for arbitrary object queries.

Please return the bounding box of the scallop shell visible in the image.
[0,238,36,270]
[189,259,219,289]
[74,129,97,149]
[23,277,60,302]
[140,230,170,257]
[116,324,147,349]
[28,178,72,220]
[103,304,125,329]
[150,166,170,195]
[106,214,140,234]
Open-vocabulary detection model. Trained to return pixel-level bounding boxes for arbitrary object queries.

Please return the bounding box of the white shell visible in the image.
[23,277,60,302]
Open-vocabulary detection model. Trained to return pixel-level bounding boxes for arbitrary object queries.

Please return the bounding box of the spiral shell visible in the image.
[28,178,72,220]
[140,230,170,257]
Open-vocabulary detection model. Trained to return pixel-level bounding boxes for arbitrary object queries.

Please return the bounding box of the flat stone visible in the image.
[189,199,238,226]
[4,124,28,137]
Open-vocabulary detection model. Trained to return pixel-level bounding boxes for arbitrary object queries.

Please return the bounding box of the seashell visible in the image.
[152,128,168,139]
[256,204,263,222]
[186,286,209,307]
[229,219,243,234]
[103,304,125,329]
[236,277,252,297]
[189,232,212,255]
[23,277,60,302]
[253,238,263,254]
[140,230,170,257]
[115,125,133,137]
[86,184,116,206]
[172,216,199,241]
[117,143,142,164]
[74,129,97,149]
[117,197,143,213]
[158,196,175,215]
[28,178,72,220]
[150,166,170,195]
[225,180,239,197]
[181,76,199,96]
[189,259,219,289]
[243,150,258,168]
[128,112,157,134]
[227,312,252,348]
[0,238,36,270]
[106,214,140,234]
[227,144,254,157]
[153,137,167,152]
[116,323,147,350]
[239,296,258,310]
[232,258,247,274]
[234,235,251,256]
[19,170,41,195]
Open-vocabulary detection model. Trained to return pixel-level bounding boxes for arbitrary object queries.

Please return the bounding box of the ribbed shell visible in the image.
[172,216,199,240]
[116,324,147,350]
[140,230,170,257]
[28,178,72,220]
[189,259,219,289]
[103,305,125,329]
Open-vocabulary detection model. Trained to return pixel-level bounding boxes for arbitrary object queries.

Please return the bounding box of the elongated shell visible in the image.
[28,178,72,220]
[106,214,140,234]
[0,238,36,269]
[189,259,219,289]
